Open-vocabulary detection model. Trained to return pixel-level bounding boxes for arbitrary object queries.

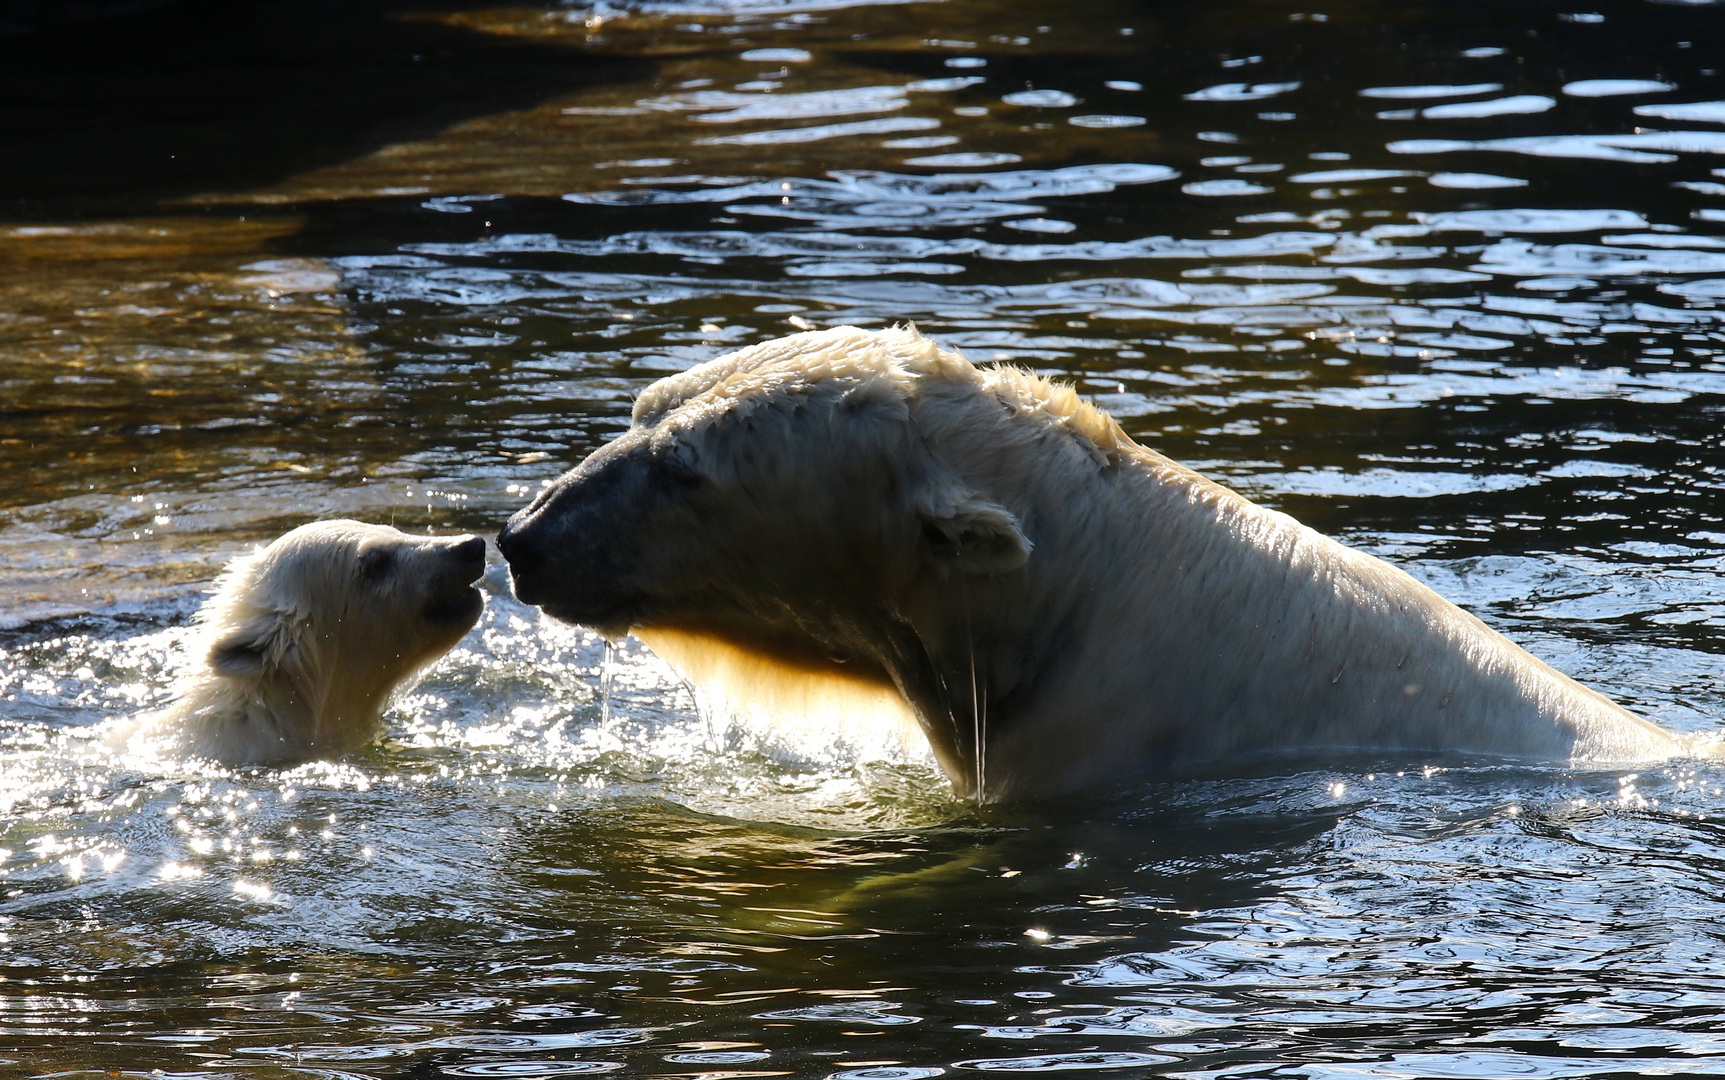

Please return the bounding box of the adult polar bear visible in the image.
[499,325,1680,800]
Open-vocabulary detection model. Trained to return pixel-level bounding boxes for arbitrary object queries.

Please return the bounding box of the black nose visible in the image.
[452,535,486,567]
[496,518,522,562]
[497,516,542,602]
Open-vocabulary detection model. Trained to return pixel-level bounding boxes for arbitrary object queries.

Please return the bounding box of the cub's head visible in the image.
[200,520,486,739]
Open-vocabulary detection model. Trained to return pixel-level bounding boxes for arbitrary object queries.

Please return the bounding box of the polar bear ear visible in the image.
[208,616,292,678]
[918,488,1032,575]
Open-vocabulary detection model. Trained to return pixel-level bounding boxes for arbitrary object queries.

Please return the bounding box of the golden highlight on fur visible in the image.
[635,627,925,758]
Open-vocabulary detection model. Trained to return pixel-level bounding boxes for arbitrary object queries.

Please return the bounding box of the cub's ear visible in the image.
[918,485,1032,575]
[207,616,292,678]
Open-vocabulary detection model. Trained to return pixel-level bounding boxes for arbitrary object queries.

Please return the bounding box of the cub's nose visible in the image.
[452,535,486,563]
[449,535,487,578]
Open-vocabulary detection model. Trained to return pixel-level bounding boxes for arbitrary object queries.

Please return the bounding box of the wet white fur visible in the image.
[121,520,483,766]
[625,325,1680,799]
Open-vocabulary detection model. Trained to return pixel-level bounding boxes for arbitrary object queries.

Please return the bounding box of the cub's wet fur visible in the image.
[123,520,485,765]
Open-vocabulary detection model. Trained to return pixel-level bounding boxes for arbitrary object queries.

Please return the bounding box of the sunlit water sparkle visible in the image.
[4,0,1725,1075]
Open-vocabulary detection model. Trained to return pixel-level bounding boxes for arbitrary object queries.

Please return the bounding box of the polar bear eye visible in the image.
[358,547,395,582]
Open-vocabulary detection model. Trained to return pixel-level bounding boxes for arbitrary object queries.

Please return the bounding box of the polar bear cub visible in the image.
[126,520,486,766]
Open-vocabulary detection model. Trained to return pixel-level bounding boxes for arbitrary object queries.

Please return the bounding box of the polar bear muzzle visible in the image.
[498,433,678,635]
[424,535,488,624]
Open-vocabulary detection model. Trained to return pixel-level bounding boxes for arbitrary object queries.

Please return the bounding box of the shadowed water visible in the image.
[3,0,1725,1075]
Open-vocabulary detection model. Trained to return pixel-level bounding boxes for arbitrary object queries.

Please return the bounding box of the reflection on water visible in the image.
[4,0,1725,1075]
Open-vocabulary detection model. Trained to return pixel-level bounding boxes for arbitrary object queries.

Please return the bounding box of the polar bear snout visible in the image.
[499,440,664,631]
[450,534,486,567]
[422,535,488,624]
[496,514,547,605]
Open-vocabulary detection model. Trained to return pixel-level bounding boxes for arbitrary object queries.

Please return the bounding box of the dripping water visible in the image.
[599,637,617,742]
[963,576,985,804]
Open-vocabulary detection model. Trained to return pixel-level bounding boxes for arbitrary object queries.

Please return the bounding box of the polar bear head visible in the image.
[186,520,487,761]
[499,326,1128,793]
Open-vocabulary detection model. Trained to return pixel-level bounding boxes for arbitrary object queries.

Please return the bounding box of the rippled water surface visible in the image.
[5,0,1725,1075]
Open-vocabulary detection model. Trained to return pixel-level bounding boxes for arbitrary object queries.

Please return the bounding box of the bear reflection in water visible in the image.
[499,326,1684,801]
[120,520,487,765]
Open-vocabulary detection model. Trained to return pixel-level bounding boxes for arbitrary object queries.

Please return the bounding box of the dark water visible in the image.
[5,0,1725,1075]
